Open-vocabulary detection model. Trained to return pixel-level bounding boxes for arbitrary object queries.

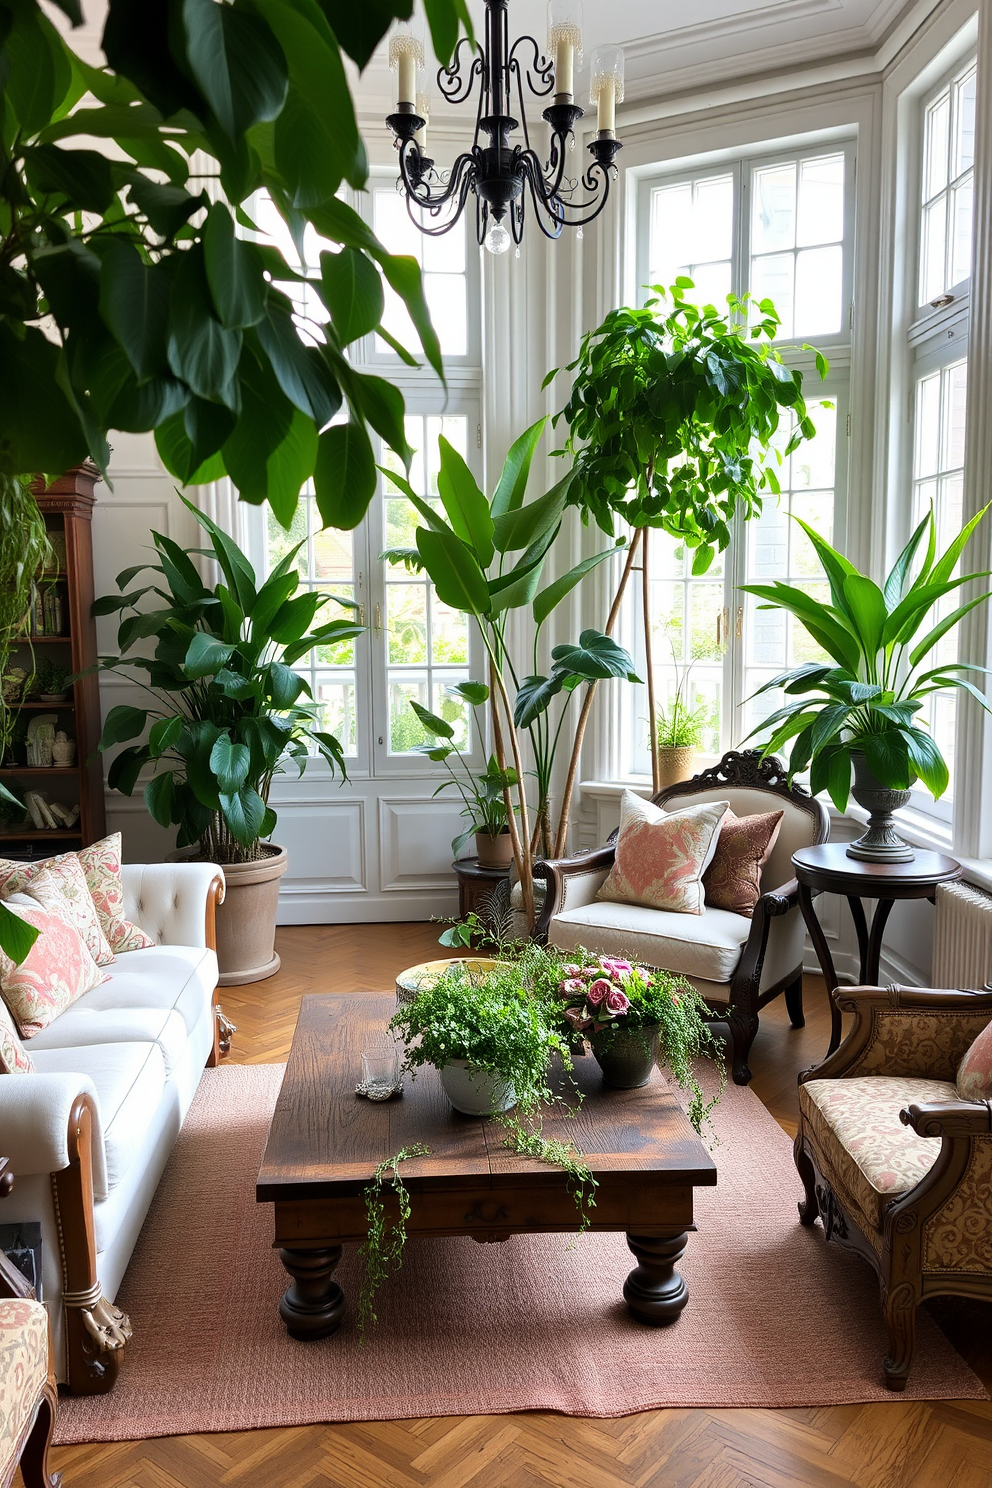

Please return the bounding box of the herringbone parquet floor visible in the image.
[45,925,992,1488]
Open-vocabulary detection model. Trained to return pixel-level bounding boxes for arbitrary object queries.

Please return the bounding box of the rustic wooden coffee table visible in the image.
[256,993,717,1339]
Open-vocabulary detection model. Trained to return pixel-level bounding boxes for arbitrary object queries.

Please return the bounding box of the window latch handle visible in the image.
[374,603,382,634]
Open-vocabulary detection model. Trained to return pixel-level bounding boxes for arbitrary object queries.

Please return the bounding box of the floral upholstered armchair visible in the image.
[794,982,992,1390]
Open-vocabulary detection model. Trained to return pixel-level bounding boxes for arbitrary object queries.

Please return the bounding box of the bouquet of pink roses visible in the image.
[557,953,667,1033]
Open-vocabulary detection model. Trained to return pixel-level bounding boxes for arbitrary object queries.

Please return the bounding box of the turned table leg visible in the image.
[624,1231,690,1325]
[278,1245,345,1340]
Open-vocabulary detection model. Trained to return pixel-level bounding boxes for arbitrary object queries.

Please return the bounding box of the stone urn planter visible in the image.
[588,1024,660,1088]
[656,746,696,791]
[169,843,287,984]
[846,751,915,864]
[439,1060,516,1115]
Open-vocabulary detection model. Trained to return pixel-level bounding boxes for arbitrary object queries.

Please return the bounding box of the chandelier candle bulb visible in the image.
[590,43,624,135]
[415,75,431,150]
[389,21,424,108]
[547,0,583,99]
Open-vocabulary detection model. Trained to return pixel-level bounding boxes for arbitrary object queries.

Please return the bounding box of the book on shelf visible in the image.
[22,792,77,830]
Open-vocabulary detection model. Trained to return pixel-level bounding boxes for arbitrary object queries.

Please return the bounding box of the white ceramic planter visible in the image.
[439,1060,516,1116]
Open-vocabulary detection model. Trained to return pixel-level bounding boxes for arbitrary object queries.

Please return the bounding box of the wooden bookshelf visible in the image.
[0,464,106,860]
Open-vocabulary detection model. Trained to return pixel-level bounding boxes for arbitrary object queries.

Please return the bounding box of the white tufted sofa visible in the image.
[0,861,226,1394]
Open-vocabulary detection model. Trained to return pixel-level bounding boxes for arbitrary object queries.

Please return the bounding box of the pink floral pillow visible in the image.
[0,996,33,1073]
[956,1019,992,1102]
[0,899,107,1038]
[597,791,730,915]
[13,858,115,967]
[0,834,154,955]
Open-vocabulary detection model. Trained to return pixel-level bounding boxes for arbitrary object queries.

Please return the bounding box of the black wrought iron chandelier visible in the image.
[385,1,624,254]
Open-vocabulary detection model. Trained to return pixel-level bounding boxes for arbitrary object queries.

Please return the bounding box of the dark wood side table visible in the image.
[452,857,510,920]
[792,843,961,1057]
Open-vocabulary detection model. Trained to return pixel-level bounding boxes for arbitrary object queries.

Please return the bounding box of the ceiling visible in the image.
[352,0,922,117]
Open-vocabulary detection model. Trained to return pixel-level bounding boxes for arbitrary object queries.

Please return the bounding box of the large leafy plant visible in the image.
[93,496,362,862]
[742,505,992,808]
[383,421,638,925]
[0,0,469,528]
[546,282,822,796]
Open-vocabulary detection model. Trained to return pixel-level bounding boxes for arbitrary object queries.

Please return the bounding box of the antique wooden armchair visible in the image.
[794,983,992,1389]
[533,751,829,1084]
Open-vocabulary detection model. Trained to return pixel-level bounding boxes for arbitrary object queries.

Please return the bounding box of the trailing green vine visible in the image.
[357,1143,430,1343]
[493,1113,598,1238]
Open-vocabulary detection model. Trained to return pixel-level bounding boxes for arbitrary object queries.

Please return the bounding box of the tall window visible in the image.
[623,141,853,777]
[903,54,976,818]
[252,179,482,776]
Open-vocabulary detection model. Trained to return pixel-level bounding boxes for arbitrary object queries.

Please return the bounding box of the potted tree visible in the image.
[93,496,361,982]
[546,281,823,814]
[742,506,992,861]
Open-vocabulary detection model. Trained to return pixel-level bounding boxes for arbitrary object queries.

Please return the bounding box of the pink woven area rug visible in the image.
[56,1063,985,1443]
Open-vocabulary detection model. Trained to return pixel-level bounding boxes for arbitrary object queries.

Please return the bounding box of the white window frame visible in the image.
[620,137,855,782]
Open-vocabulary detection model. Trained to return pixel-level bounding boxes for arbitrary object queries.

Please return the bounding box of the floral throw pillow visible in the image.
[0,995,34,1073]
[597,791,729,915]
[12,858,116,967]
[0,835,155,955]
[77,834,155,953]
[0,900,108,1038]
[702,807,785,918]
[956,1019,992,1102]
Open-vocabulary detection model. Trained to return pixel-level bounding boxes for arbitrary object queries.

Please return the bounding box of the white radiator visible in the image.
[932,880,992,988]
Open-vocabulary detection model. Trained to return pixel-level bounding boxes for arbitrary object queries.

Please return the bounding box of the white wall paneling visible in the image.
[377,797,465,893]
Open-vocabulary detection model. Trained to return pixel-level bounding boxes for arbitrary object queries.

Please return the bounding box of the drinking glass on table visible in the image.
[361,1032,401,1099]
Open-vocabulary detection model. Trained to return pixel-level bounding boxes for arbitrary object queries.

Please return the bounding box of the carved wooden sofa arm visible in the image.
[800,984,992,1085]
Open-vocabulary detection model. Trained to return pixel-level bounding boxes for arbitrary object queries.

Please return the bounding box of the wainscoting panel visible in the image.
[378,797,464,892]
[273,799,367,894]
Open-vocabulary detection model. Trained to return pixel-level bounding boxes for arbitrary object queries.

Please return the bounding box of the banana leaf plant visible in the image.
[741,504,992,809]
[382,420,638,927]
[91,495,362,864]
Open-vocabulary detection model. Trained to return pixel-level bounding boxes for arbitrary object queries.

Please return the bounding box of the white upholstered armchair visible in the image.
[534,751,829,1084]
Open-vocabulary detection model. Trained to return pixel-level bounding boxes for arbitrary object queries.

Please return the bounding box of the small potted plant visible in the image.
[556,951,724,1128]
[34,658,70,703]
[411,693,519,868]
[655,654,709,788]
[390,958,574,1116]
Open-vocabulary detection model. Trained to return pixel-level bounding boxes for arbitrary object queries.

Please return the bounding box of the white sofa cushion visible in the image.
[30,944,216,1040]
[29,1005,190,1076]
[31,1042,166,1198]
[549,900,751,983]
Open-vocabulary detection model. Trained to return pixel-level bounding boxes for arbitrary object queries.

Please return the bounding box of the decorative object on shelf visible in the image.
[43,532,67,574]
[547,283,824,803]
[555,951,724,1118]
[25,717,56,769]
[384,422,637,928]
[51,732,76,767]
[386,0,624,253]
[1,668,26,706]
[30,586,63,638]
[742,504,992,863]
[94,497,361,985]
[33,658,70,704]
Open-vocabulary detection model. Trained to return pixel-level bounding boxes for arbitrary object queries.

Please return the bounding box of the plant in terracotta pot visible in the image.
[741,504,992,862]
[555,951,725,1129]
[655,651,709,789]
[92,496,362,983]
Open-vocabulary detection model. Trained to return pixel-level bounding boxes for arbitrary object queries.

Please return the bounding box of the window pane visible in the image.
[266,484,359,759]
[954,68,977,176]
[648,173,733,303]
[797,154,845,247]
[794,245,843,336]
[920,197,948,306]
[751,253,794,335]
[924,90,951,201]
[950,177,974,287]
[752,163,796,254]
[387,585,428,664]
[373,188,468,357]
[912,359,968,802]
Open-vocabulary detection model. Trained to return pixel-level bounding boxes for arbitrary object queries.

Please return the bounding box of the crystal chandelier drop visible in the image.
[385,1,624,254]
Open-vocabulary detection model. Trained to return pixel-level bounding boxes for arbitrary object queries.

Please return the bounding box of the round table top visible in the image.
[792,842,961,892]
[451,856,512,881]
